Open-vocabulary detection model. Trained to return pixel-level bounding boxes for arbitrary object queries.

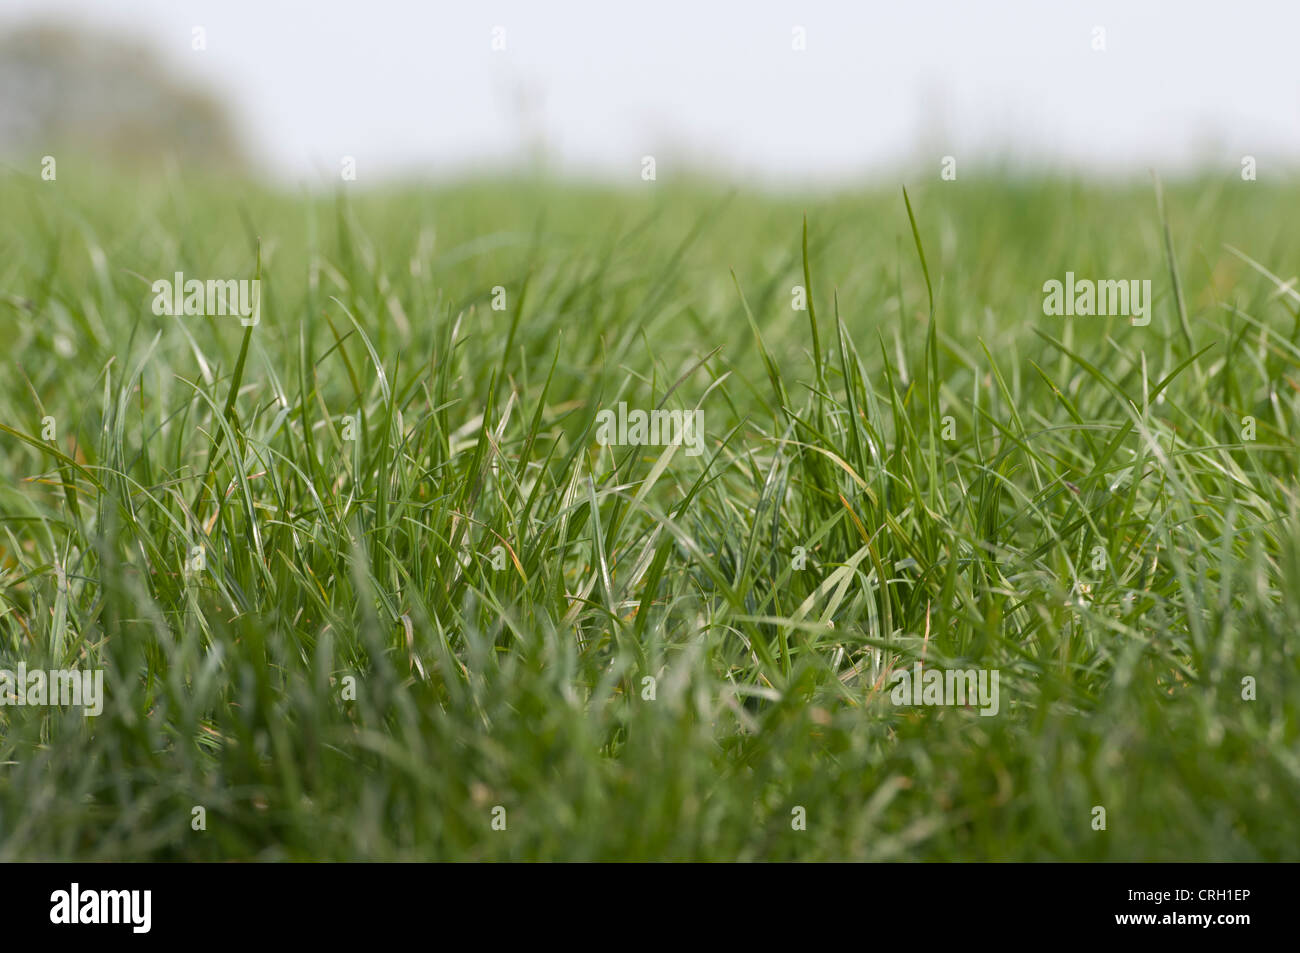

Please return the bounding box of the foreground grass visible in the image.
[0,165,1297,860]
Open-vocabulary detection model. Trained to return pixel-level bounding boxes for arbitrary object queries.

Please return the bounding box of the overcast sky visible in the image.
[3,0,1297,185]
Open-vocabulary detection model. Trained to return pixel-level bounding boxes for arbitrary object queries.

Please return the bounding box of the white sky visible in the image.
[3,0,1297,185]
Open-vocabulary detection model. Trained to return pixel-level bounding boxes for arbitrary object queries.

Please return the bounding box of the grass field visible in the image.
[1,166,1298,860]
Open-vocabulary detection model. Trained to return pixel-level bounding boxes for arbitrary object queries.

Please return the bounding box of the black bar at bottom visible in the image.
[0,862,1278,941]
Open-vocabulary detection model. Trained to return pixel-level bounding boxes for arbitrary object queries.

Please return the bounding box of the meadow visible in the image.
[0,165,1297,860]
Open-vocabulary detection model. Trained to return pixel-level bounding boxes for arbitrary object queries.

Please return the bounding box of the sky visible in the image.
[2,0,1297,186]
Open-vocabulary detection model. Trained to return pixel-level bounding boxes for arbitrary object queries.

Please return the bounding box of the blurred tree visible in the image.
[0,22,247,171]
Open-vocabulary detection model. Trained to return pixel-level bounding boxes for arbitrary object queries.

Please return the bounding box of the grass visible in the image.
[0,164,1297,860]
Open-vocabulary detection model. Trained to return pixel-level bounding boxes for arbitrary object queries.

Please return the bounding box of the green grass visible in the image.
[1,165,1297,860]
